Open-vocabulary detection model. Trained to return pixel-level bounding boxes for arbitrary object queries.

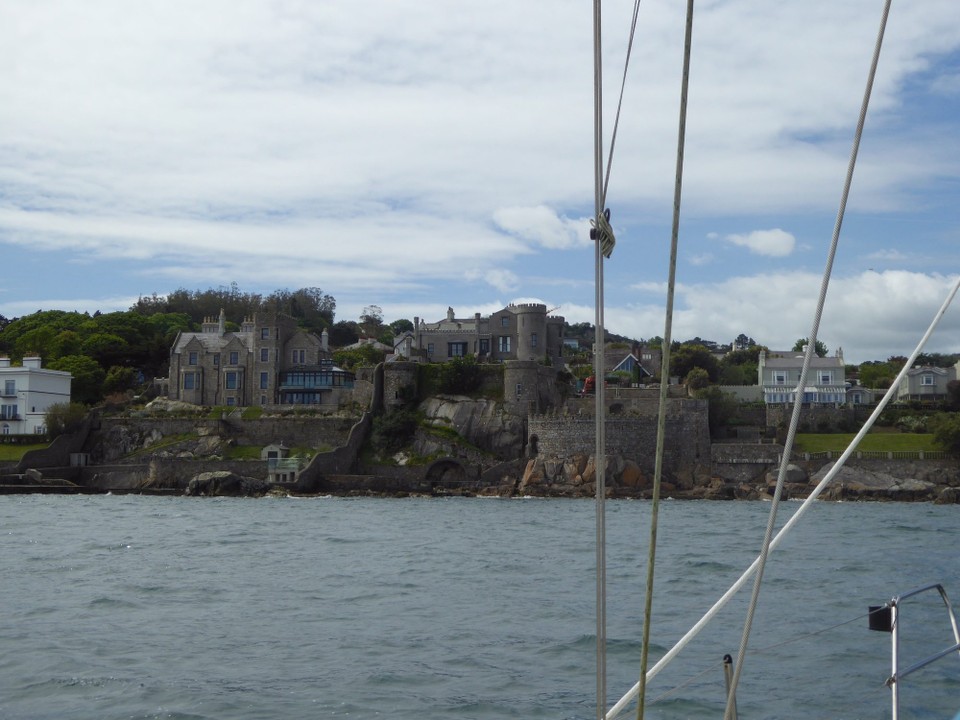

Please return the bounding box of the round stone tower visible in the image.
[511,303,548,361]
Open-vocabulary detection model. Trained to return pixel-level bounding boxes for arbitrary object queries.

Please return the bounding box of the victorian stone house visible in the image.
[168,310,353,408]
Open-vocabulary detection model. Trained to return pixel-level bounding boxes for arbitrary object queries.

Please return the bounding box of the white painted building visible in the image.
[0,356,72,435]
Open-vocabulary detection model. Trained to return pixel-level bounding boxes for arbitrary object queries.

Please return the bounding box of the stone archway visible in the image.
[425,458,468,491]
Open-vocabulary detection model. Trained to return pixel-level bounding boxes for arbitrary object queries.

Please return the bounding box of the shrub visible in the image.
[371,407,420,454]
[929,412,960,454]
[437,355,482,394]
[45,402,88,438]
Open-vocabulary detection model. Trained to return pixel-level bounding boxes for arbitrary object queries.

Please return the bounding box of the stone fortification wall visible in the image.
[529,399,710,477]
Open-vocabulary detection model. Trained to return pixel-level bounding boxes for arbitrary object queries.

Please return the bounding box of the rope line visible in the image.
[592,2,608,717]
[606,272,960,720]
[602,0,644,210]
[635,3,695,719]
[723,2,894,716]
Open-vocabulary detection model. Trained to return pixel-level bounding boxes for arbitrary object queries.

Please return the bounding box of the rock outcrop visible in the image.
[185,471,271,497]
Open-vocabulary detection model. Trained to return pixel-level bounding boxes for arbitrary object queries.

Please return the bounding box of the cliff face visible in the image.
[418,395,526,460]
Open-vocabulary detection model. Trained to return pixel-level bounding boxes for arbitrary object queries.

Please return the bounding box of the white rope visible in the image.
[635,2,694,718]
[606,273,960,720]
[593,2,608,717]
[723,2,894,715]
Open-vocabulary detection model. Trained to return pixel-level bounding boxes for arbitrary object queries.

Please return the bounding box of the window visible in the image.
[229,351,239,365]
[479,338,490,355]
[260,395,267,405]
[183,373,196,390]
[1,405,16,420]
[226,372,238,390]
[427,343,435,355]
[213,353,220,366]
[261,327,270,339]
[188,352,198,366]
[819,371,832,384]
[3,380,14,396]
[260,372,269,389]
[1,424,8,435]
[498,336,511,353]
[773,371,787,384]
[530,332,538,348]
[448,342,467,357]
[260,348,269,362]
[292,349,306,364]
[226,397,235,406]
[921,374,935,386]
[501,316,509,327]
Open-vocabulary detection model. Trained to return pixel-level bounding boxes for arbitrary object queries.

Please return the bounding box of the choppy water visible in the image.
[0,495,957,720]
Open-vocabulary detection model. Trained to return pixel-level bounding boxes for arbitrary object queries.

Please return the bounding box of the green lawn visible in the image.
[794,433,939,453]
[0,443,49,462]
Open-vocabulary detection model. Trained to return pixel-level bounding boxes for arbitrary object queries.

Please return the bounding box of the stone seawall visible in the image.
[529,399,711,477]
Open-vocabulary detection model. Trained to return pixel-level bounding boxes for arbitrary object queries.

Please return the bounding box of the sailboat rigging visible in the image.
[589,1,960,718]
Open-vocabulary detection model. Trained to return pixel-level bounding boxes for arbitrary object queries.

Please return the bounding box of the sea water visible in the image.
[0,495,956,720]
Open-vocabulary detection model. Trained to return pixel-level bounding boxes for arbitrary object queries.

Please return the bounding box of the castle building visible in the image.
[167,310,353,407]
[404,304,565,366]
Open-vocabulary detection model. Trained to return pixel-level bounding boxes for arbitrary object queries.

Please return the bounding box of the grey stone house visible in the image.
[896,364,959,403]
[168,310,353,407]
[400,303,565,365]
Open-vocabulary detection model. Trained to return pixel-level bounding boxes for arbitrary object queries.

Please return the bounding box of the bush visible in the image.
[437,355,482,394]
[929,412,960,454]
[45,402,88,438]
[371,407,420,454]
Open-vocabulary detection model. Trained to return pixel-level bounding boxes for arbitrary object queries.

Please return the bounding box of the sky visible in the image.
[2,0,960,365]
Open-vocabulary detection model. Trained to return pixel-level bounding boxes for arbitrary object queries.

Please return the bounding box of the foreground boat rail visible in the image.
[870,583,960,720]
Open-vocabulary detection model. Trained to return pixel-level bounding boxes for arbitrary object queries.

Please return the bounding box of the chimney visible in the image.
[218,308,226,336]
[321,329,329,352]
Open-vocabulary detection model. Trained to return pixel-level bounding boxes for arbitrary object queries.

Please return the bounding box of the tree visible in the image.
[733,333,756,350]
[390,318,414,335]
[718,345,766,386]
[930,413,960,454]
[685,366,711,391]
[359,305,384,339]
[49,355,106,405]
[792,338,828,357]
[858,360,897,390]
[329,321,360,348]
[44,402,88,438]
[438,354,482,394]
[333,343,385,370]
[670,343,719,383]
[103,366,138,395]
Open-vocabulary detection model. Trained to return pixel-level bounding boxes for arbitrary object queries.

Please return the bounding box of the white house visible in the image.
[0,356,72,435]
[757,349,847,406]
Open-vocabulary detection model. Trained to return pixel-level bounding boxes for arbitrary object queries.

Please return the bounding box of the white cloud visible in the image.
[866,248,910,262]
[0,0,957,364]
[492,206,591,250]
[723,229,796,257]
[606,270,960,364]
